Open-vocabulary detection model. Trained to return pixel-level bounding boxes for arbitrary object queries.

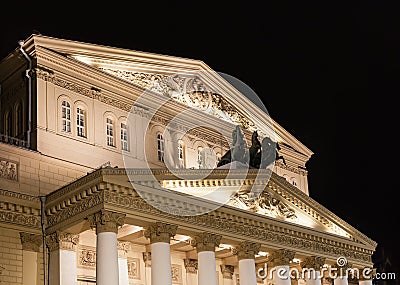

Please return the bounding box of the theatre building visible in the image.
[0,34,376,285]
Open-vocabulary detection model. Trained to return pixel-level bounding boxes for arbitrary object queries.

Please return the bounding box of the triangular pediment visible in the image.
[22,34,313,159]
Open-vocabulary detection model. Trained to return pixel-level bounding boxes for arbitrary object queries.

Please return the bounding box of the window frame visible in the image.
[157,133,165,162]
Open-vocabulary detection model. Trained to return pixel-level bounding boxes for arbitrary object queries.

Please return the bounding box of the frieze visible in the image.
[0,189,40,203]
[104,191,372,263]
[78,245,96,269]
[0,158,18,181]
[0,209,41,228]
[46,192,104,227]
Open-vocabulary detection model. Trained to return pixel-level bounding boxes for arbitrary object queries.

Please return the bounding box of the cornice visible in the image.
[43,169,373,266]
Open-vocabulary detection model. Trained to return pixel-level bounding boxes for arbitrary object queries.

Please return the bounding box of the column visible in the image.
[142,252,152,284]
[333,260,351,285]
[358,267,375,285]
[118,241,131,285]
[220,265,235,285]
[191,232,222,285]
[233,241,261,285]
[20,232,42,285]
[144,222,178,285]
[268,249,296,285]
[87,209,125,285]
[184,259,198,285]
[300,256,326,285]
[46,231,79,285]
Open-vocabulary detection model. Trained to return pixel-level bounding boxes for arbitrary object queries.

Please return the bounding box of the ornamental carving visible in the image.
[229,190,297,221]
[220,264,235,279]
[144,222,178,243]
[46,231,79,251]
[267,249,296,266]
[171,264,182,284]
[0,159,18,181]
[184,258,198,274]
[86,209,125,234]
[128,258,140,279]
[78,246,96,269]
[0,209,41,229]
[300,256,326,269]
[118,241,131,258]
[99,69,260,134]
[232,241,261,260]
[191,232,222,252]
[142,252,151,267]
[19,232,42,252]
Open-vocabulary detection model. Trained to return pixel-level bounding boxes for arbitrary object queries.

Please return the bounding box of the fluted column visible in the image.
[358,267,375,285]
[301,256,326,285]
[191,232,222,285]
[46,231,79,285]
[87,209,125,285]
[20,233,42,285]
[233,241,261,285]
[144,222,178,285]
[268,249,296,285]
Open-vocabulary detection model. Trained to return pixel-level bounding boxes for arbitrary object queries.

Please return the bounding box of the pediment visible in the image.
[24,34,313,159]
[145,168,377,250]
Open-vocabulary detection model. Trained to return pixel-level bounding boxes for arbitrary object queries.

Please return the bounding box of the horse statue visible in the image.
[217,125,249,167]
[249,131,262,168]
[260,136,286,168]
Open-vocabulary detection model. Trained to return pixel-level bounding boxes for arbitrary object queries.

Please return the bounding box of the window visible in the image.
[61,101,71,133]
[76,107,86,137]
[16,103,23,136]
[121,122,128,151]
[178,140,185,168]
[157,133,164,162]
[5,111,13,137]
[106,118,115,146]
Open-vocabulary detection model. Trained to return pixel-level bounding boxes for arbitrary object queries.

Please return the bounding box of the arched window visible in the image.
[120,122,128,151]
[106,118,115,146]
[76,107,86,137]
[61,101,71,133]
[157,133,164,162]
[178,140,185,168]
[5,111,13,137]
[16,103,23,136]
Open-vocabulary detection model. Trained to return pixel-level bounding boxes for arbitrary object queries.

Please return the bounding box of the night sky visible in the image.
[1,1,397,272]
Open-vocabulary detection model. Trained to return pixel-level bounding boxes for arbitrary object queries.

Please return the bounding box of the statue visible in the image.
[260,136,286,168]
[249,131,262,168]
[217,125,249,167]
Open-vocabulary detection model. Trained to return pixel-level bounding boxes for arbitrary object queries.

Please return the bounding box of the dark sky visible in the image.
[1,1,397,271]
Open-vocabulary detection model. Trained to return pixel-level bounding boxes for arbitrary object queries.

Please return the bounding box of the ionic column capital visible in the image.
[191,232,222,252]
[144,222,178,243]
[268,249,296,266]
[232,241,261,260]
[86,209,125,234]
[301,256,326,269]
[45,231,79,251]
[20,232,42,252]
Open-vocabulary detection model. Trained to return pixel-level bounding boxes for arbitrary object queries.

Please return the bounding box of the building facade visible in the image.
[0,34,376,285]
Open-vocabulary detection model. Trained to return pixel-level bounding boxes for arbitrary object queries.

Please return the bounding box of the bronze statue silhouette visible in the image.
[249,131,262,168]
[217,125,249,167]
[260,136,286,168]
